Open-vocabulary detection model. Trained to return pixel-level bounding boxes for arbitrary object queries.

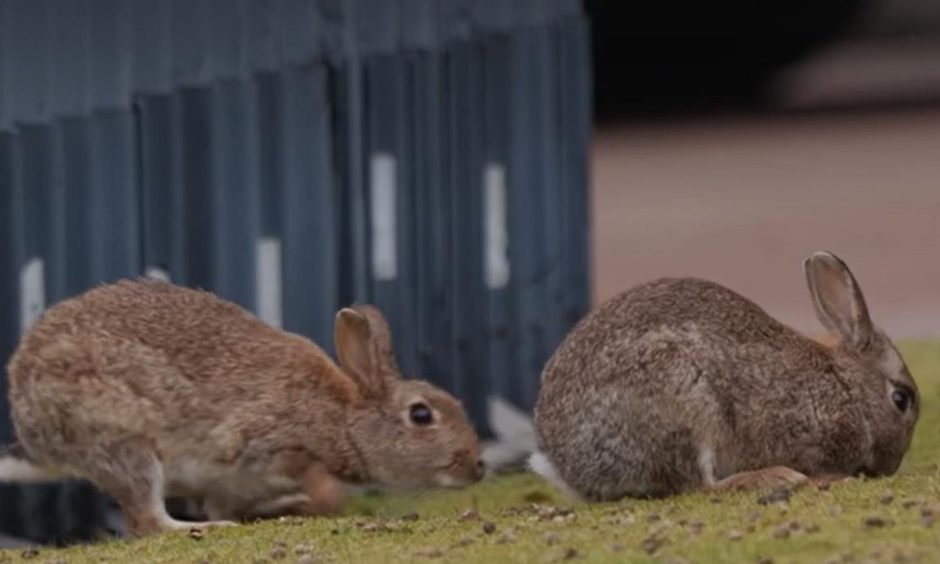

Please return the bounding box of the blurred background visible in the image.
[588,0,940,338]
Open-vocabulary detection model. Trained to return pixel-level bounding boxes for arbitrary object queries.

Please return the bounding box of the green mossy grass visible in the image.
[7,342,940,563]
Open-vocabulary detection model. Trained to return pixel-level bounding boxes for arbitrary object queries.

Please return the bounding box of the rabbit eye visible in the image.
[409,403,434,426]
[891,389,912,413]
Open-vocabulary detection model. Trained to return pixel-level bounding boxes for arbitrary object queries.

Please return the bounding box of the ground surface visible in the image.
[4,340,939,563]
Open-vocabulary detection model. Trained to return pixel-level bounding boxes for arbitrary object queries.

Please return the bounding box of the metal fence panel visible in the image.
[0,0,591,545]
[59,117,96,295]
[278,64,341,348]
[409,50,456,394]
[208,79,261,309]
[445,40,491,435]
[481,34,519,407]
[558,16,593,336]
[364,53,419,378]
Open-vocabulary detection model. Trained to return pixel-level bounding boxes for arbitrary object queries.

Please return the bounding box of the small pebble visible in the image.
[689,520,705,534]
[880,492,895,505]
[402,511,420,522]
[641,536,664,555]
[544,532,561,546]
[757,488,792,506]
[415,547,444,559]
[454,536,474,548]
[482,521,497,535]
[727,529,744,541]
[458,509,480,522]
[788,520,802,531]
[773,525,790,539]
[805,523,820,534]
[497,532,516,545]
[605,514,636,526]
[187,528,205,541]
[901,499,920,509]
[863,516,889,529]
[562,547,579,560]
[294,543,313,556]
[269,547,287,560]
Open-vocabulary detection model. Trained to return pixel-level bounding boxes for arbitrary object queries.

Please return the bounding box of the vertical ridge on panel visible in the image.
[210,78,260,310]
[447,40,491,435]
[365,55,418,377]
[280,63,339,348]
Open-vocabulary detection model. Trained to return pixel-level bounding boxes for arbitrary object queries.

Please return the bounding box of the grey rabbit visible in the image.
[531,251,918,500]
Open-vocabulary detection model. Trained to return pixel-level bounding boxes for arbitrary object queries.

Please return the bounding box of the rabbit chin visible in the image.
[528,451,583,501]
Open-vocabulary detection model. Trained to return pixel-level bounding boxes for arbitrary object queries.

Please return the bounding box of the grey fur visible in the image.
[532,251,918,501]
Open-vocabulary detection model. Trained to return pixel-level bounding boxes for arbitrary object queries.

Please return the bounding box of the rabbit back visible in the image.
[533,277,870,500]
[7,279,358,490]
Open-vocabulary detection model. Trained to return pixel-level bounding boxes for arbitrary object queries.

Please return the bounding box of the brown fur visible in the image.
[532,252,919,501]
[5,279,483,536]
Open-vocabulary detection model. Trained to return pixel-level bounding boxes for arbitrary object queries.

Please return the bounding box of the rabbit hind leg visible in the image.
[78,440,235,536]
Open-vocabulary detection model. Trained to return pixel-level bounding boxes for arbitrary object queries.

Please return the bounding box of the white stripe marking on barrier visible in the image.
[484,163,510,289]
[256,237,283,328]
[19,257,44,334]
[370,153,398,281]
[144,267,171,282]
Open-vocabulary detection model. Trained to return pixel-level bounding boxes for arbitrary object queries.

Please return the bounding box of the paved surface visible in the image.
[590,107,940,338]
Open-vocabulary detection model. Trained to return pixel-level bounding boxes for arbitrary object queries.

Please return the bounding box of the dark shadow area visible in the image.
[586,0,872,121]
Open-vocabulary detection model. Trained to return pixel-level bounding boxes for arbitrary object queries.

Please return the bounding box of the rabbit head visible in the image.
[334,305,484,489]
[805,251,919,476]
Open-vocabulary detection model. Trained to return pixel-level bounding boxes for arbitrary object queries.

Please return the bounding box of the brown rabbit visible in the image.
[531,251,918,501]
[0,279,484,536]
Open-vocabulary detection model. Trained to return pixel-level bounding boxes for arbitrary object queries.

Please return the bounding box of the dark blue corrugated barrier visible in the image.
[0,0,591,544]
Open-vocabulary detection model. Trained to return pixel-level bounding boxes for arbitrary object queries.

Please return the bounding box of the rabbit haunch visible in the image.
[1,279,484,536]
[531,251,918,501]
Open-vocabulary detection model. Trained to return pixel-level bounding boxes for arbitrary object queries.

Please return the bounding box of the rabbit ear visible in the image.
[804,251,874,350]
[333,305,400,397]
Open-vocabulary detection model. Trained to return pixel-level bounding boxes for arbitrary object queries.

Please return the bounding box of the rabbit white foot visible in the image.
[710,466,808,491]
[528,451,583,501]
[163,518,237,532]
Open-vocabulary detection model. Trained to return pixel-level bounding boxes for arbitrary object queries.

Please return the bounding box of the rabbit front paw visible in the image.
[711,466,809,492]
